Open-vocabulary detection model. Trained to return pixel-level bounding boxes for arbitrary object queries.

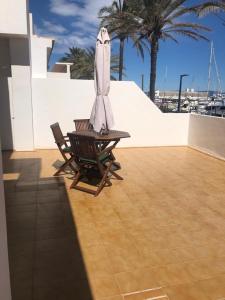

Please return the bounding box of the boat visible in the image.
[205,98,225,117]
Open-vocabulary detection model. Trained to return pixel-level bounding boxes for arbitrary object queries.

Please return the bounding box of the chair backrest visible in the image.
[50,122,67,147]
[73,119,92,131]
[68,133,97,161]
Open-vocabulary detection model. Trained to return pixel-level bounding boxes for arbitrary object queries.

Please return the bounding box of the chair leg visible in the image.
[110,169,123,180]
[70,170,81,189]
[54,156,76,176]
[95,161,113,196]
[54,161,67,176]
[104,161,123,180]
[68,156,78,173]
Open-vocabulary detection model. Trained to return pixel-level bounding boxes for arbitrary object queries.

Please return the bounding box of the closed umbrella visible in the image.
[90,27,114,133]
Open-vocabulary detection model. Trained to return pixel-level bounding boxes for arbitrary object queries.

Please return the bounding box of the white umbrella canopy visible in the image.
[90,27,114,133]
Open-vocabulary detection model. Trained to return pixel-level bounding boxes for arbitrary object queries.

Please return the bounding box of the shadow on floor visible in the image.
[52,159,76,176]
[2,151,93,300]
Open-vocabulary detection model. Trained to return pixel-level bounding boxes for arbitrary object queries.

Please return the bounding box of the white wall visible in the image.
[0,37,34,151]
[0,0,28,36]
[32,79,189,149]
[30,36,53,78]
[0,142,12,300]
[9,38,34,151]
[189,113,225,159]
[47,72,70,79]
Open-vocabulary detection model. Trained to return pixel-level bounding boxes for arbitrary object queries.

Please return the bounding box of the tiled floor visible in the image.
[2,147,225,300]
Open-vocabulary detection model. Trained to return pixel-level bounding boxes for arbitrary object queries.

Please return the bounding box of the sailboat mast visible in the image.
[207,41,213,101]
[207,41,222,99]
[212,45,222,95]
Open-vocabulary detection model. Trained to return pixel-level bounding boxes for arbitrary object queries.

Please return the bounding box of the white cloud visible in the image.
[49,0,81,17]
[34,22,95,54]
[54,33,96,54]
[71,20,97,34]
[50,0,112,25]
[42,20,68,33]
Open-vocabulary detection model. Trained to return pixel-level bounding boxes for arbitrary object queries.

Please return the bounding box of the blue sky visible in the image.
[30,0,225,91]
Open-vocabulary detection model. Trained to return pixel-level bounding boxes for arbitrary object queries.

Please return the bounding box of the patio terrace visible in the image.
[3,147,225,300]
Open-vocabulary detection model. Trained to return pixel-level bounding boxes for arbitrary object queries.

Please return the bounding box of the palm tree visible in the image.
[99,0,135,81]
[128,0,213,101]
[61,46,120,80]
[61,47,86,63]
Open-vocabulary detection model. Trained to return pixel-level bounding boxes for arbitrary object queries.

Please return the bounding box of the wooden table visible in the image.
[73,130,130,141]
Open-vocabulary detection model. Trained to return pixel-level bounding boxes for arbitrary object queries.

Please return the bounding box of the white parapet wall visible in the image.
[188,113,225,160]
[32,79,189,149]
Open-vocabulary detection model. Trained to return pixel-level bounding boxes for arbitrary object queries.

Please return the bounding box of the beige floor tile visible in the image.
[164,283,211,300]
[186,260,218,282]
[197,274,225,300]
[150,263,193,287]
[90,275,120,299]
[115,268,160,294]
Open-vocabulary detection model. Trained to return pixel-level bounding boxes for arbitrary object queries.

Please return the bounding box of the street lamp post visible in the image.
[141,74,144,91]
[178,74,189,112]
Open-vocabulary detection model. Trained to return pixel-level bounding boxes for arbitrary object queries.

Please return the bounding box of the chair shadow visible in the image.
[2,152,94,300]
[52,159,76,175]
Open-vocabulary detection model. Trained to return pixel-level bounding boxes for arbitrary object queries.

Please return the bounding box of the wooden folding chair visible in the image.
[73,119,92,131]
[50,123,77,176]
[68,133,122,196]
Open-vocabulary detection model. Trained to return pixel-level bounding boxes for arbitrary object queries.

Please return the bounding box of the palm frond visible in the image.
[133,36,149,59]
[162,0,187,18]
[194,1,225,17]
[168,29,209,41]
[165,22,211,32]
[162,32,179,43]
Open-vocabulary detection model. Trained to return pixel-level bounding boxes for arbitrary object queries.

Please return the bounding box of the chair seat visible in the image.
[79,153,110,164]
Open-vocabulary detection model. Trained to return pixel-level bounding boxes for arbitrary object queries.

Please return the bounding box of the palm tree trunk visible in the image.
[119,0,122,10]
[149,39,158,101]
[119,38,125,81]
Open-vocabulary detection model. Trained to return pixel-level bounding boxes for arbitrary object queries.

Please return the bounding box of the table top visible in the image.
[70,130,130,141]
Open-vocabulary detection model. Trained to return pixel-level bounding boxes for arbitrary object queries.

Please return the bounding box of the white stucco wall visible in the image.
[30,36,53,78]
[0,142,12,300]
[0,0,28,36]
[32,79,189,149]
[189,113,225,159]
[9,38,34,151]
[47,72,70,79]
[0,37,34,151]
